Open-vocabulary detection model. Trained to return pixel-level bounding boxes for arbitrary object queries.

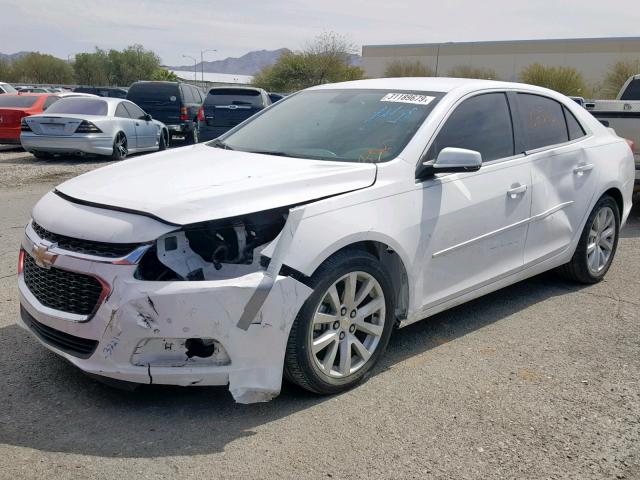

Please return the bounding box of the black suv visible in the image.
[201,87,271,140]
[73,86,128,98]
[126,81,205,143]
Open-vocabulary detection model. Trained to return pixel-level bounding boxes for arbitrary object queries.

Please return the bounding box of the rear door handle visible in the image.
[573,163,594,175]
[507,183,527,198]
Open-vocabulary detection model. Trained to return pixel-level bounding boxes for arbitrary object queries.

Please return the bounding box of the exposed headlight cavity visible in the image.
[135,207,288,281]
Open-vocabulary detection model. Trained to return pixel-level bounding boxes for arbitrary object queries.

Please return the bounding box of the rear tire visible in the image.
[284,249,395,395]
[556,195,620,284]
[186,122,199,144]
[32,151,53,159]
[159,130,168,151]
[111,132,127,160]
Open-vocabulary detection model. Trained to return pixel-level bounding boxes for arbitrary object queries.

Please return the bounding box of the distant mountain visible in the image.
[167,48,362,76]
[168,49,291,76]
[0,51,32,63]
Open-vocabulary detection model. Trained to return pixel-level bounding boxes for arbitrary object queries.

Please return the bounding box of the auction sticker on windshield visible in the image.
[381,93,435,105]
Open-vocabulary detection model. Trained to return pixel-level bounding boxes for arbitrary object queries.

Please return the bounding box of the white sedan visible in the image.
[20,96,169,160]
[17,78,635,403]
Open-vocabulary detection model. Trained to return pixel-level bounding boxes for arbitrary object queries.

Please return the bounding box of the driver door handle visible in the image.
[507,183,527,198]
[573,163,594,175]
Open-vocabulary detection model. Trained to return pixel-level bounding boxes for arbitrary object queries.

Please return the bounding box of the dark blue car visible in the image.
[201,87,271,140]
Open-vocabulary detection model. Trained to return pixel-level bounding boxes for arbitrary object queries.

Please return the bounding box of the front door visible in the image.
[416,92,532,308]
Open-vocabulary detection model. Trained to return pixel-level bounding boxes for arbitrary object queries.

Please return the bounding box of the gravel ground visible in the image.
[0,149,638,480]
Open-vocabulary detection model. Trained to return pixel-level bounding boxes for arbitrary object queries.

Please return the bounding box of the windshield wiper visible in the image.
[209,138,235,150]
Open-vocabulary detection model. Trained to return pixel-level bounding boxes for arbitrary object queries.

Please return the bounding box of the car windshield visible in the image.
[45,98,108,116]
[215,89,444,162]
[0,96,38,108]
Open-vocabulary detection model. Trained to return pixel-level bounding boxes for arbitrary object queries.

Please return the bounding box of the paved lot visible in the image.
[0,148,638,480]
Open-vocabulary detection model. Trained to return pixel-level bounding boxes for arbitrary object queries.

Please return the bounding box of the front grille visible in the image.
[21,306,98,358]
[31,221,140,258]
[23,253,104,316]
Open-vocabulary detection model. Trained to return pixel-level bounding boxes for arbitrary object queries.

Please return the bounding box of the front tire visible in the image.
[557,195,620,284]
[285,249,395,395]
[111,132,128,160]
[159,130,168,151]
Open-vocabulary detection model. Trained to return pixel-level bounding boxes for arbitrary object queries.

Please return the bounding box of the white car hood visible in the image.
[55,144,377,225]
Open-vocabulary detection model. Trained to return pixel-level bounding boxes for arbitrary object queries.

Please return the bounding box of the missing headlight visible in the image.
[135,207,288,281]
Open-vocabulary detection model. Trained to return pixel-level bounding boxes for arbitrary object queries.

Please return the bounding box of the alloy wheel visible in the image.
[115,133,127,158]
[587,206,616,275]
[310,271,386,378]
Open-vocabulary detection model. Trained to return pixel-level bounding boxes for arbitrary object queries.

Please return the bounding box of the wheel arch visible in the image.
[303,236,411,323]
[601,187,624,217]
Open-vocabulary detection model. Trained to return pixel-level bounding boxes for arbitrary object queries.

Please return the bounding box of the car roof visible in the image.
[308,77,558,96]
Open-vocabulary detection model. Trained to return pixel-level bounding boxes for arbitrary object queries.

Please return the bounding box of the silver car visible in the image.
[20,97,169,160]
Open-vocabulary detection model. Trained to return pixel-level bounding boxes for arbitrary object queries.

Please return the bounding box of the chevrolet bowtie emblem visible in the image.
[31,243,57,269]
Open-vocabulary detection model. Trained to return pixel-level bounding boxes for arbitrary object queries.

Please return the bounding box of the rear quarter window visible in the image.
[518,93,569,150]
[563,106,586,141]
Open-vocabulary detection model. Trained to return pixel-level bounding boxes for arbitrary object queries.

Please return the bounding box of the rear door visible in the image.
[204,88,264,133]
[126,83,181,126]
[114,102,138,148]
[516,93,597,264]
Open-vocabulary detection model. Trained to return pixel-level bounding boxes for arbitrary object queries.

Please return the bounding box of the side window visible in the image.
[43,96,59,110]
[620,79,640,101]
[427,93,514,162]
[124,102,146,119]
[518,93,569,150]
[563,106,586,141]
[115,103,131,118]
[182,85,195,104]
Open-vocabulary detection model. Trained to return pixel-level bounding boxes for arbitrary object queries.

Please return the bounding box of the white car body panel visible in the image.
[55,145,377,225]
[18,78,635,403]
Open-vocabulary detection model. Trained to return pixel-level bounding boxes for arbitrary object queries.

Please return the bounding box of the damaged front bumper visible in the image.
[17,222,312,404]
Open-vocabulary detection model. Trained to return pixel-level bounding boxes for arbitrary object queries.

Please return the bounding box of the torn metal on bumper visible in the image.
[17,221,312,404]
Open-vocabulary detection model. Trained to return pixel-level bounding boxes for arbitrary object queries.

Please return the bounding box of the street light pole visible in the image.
[200,49,217,87]
[182,54,197,82]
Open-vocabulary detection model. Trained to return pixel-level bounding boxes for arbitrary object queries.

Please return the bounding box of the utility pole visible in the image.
[182,55,197,82]
[201,49,217,87]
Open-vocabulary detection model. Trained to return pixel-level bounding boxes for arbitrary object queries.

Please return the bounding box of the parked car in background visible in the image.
[17,87,51,93]
[73,86,128,99]
[126,81,204,144]
[201,86,271,140]
[16,78,634,403]
[0,93,62,144]
[20,97,169,160]
[586,74,640,191]
[0,82,17,94]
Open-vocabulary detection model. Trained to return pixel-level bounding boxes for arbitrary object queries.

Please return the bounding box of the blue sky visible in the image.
[1,0,638,64]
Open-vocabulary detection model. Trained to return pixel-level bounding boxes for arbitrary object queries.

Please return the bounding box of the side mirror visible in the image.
[420,147,482,177]
[143,113,152,121]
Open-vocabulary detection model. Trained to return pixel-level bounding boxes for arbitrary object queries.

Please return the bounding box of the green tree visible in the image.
[151,68,179,81]
[520,63,589,96]
[9,52,74,84]
[252,32,363,92]
[0,59,10,81]
[74,45,161,86]
[602,59,640,99]
[74,48,111,85]
[384,60,434,77]
[447,65,498,80]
